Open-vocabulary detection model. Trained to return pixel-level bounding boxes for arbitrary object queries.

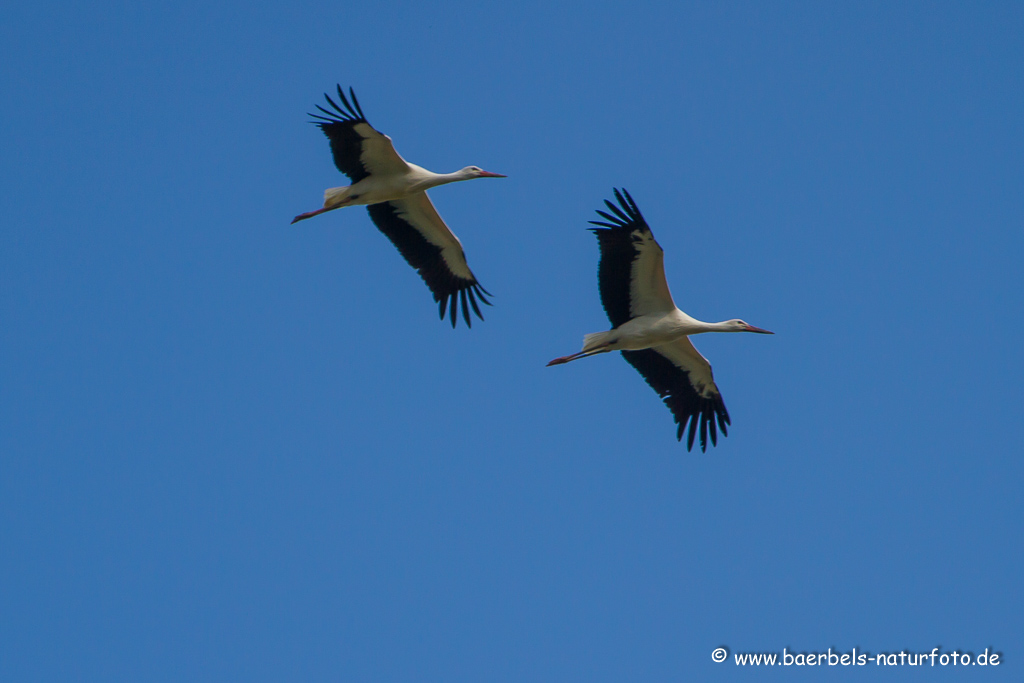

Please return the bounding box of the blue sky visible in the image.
[2,1,1021,680]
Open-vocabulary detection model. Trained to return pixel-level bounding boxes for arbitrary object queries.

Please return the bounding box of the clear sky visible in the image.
[2,1,1021,681]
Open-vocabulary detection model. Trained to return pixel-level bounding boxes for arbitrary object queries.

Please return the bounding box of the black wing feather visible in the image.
[308,85,375,183]
[366,202,488,329]
[345,86,366,119]
[587,188,653,328]
[621,348,731,452]
[604,198,630,222]
[468,289,483,319]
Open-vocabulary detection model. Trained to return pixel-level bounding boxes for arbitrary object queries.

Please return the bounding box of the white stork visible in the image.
[292,85,506,328]
[547,189,773,451]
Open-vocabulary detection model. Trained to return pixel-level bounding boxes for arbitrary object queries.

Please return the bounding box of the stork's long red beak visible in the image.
[744,324,774,334]
[478,171,507,178]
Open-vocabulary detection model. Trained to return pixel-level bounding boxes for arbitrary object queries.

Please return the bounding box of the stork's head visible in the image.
[461,166,507,179]
[727,319,774,334]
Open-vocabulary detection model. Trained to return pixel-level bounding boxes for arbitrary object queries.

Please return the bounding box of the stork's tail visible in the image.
[582,331,612,352]
[547,332,614,367]
[324,186,352,208]
[292,186,354,224]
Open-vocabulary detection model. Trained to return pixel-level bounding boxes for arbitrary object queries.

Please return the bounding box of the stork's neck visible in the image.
[670,310,722,335]
[418,169,473,190]
[691,320,739,334]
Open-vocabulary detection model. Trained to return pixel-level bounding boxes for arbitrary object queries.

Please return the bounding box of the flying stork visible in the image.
[547,189,773,451]
[292,85,506,328]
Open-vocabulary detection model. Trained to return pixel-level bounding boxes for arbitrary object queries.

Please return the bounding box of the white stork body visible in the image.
[293,85,505,328]
[316,164,488,210]
[547,189,773,452]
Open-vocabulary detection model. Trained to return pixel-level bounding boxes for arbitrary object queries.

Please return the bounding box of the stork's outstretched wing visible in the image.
[622,336,730,452]
[588,188,676,328]
[366,192,491,328]
[308,85,409,182]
